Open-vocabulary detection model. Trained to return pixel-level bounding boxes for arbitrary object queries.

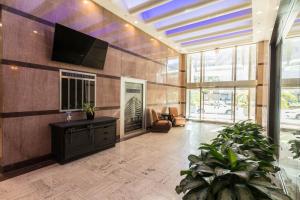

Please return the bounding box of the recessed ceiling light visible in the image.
[33,30,38,34]
[134,20,138,24]
[256,11,263,15]
[0,23,2,27]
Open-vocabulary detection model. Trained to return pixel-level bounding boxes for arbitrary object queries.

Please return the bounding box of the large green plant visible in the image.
[289,139,300,159]
[211,121,278,172]
[176,121,291,200]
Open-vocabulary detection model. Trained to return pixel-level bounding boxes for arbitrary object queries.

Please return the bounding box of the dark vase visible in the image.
[86,112,95,120]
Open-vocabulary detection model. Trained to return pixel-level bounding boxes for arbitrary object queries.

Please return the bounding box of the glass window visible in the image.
[282,37,300,79]
[167,57,179,73]
[280,36,300,200]
[187,89,200,119]
[236,44,256,80]
[203,48,233,82]
[76,79,83,109]
[187,53,201,83]
[60,70,96,111]
[280,88,300,129]
[61,78,69,110]
[235,88,256,121]
[201,88,234,122]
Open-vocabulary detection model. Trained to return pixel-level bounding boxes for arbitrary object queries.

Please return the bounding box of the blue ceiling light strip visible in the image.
[172,19,252,41]
[166,8,252,35]
[155,0,250,29]
[141,0,200,21]
[181,29,252,46]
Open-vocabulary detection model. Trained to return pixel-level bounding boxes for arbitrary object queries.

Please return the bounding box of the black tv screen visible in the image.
[52,24,108,69]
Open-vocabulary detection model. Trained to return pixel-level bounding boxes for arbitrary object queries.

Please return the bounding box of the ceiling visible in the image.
[93,0,280,53]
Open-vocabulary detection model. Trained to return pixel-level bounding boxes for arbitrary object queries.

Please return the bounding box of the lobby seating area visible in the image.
[0,0,299,199]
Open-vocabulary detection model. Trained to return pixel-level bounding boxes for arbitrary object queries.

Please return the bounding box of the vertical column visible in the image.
[256,41,270,129]
[179,54,186,116]
[0,8,3,162]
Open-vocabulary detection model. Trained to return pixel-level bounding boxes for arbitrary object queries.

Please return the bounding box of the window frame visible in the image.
[59,69,97,112]
[185,44,257,123]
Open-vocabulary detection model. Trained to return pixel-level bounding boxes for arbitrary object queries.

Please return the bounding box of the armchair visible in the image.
[169,107,186,126]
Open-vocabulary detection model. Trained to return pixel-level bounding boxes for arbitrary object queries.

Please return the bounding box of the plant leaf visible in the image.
[188,154,202,165]
[195,164,214,174]
[227,147,238,169]
[177,176,207,194]
[248,184,292,200]
[182,188,209,200]
[234,184,255,200]
[215,167,230,177]
[217,188,235,200]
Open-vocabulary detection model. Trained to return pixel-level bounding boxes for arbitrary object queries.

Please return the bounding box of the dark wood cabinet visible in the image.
[50,117,117,164]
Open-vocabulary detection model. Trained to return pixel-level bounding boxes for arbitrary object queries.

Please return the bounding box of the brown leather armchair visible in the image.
[169,107,186,126]
[150,109,172,133]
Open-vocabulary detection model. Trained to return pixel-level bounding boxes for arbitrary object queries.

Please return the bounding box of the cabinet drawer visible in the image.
[94,123,116,148]
[65,128,93,159]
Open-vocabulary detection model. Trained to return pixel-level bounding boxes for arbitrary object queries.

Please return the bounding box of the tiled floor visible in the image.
[0,122,222,200]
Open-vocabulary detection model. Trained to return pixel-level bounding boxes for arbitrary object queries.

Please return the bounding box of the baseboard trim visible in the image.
[0,154,54,173]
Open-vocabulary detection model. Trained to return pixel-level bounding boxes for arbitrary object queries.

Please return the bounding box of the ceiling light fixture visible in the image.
[134,20,138,24]
[33,30,38,34]
[0,23,2,27]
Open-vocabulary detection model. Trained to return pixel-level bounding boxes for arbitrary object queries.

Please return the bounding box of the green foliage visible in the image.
[83,103,95,114]
[289,139,300,159]
[236,93,248,108]
[281,91,298,109]
[176,121,291,200]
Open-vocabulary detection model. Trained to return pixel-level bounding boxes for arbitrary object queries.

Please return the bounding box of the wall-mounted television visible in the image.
[52,24,108,70]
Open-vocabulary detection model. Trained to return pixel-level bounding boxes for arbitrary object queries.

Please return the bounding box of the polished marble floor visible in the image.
[0,122,222,200]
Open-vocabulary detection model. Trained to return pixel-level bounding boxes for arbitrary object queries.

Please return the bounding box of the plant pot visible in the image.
[86,112,95,120]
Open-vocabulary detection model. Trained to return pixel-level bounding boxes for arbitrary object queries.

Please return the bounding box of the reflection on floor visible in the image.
[0,122,222,200]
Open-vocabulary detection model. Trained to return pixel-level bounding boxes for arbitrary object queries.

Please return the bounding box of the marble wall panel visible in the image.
[1,65,59,113]
[96,77,120,108]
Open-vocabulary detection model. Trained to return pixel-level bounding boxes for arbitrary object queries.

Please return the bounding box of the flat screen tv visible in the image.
[52,24,108,69]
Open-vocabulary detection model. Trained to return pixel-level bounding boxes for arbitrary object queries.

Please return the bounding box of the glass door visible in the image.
[124,82,144,134]
[120,77,147,137]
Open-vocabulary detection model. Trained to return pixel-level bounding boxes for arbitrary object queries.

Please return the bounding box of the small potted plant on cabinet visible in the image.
[83,103,95,120]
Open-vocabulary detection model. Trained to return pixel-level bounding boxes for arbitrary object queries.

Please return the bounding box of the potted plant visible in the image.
[83,103,95,120]
[175,121,291,200]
